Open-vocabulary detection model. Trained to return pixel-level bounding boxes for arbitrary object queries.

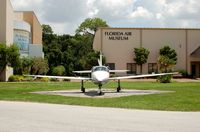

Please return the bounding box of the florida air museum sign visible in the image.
[105,31,132,40]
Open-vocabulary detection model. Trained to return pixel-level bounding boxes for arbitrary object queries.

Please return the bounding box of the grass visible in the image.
[0,81,200,111]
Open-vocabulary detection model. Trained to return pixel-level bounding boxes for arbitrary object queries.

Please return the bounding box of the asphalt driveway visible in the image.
[0,101,200,132]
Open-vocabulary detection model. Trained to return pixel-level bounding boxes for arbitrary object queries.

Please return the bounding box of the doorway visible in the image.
[191,62,200,78]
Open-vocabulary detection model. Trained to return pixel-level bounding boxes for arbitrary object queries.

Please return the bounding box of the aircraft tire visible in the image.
[81,88,85,93]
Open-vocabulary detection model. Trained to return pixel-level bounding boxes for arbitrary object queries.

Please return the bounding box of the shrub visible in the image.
[157,75,172,83]
[50,78,59,82]
[8,75,24,82]
[34,77,49,82]
[178,70,188,77]
[40,77,49,82]
[31,57,49,75]
[52,65,65,76]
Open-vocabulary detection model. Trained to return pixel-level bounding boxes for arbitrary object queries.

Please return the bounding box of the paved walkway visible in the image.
[0,101,200,132]
[32,89,172,98]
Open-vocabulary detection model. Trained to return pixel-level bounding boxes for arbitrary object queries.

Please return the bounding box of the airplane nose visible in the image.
[96,76,105,82]
[92,71,109,83]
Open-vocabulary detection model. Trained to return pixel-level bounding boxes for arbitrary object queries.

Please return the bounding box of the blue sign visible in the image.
[14,31,30,51]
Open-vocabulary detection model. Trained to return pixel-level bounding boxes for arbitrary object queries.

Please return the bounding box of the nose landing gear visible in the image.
[98,84,102,95]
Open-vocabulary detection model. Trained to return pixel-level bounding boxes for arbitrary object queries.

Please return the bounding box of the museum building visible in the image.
[93,27,200,77]
[0,0,43,81]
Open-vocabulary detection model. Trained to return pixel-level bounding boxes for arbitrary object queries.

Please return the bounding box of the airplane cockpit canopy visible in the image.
[92,66,109,72]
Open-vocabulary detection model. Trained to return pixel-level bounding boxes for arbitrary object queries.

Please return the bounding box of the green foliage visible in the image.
[39,77,49,82]
[157,46,177,83]
[157,75,172,83]
[178,69,188,77]
[8,75,24,82]
[52,65,66,76]
[76,17,109,35]
[0,44,20,73]
[43,26,99,75]
[21,57,33,74]
[42,24,53,35]
[134,47,150,73]
[31,57,49,75]
[42,18,109,75]
[7,45,21,67]
[0,44,7,71]
[158,55,175,72]
[159,46,177,64]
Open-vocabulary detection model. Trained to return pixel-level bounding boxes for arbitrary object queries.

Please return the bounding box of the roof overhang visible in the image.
[191,46,200,57]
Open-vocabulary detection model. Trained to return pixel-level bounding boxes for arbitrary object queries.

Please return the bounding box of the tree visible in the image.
[21,57,33,74]
[159,46,177,64]
[42,24,53,35]
[0,44,20,74]
[31,57,49,75]
[52,65,66,76]
[76,18,109,35]
[158,46,177,72]
[134,47,150,74]
[157,46,177,83]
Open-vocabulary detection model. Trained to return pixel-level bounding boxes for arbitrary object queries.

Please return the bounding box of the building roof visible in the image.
[98,27,200,31]
[191,47,200,57]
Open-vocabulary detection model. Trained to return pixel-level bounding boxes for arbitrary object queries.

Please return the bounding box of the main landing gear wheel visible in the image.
[81,80,85,93]
[117,87,121,92]
[81,87,85,93]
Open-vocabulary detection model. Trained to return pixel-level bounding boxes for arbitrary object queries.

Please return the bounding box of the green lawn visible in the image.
[0,81,200,111]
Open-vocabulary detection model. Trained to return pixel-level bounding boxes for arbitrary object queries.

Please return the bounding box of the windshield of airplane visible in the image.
[92,66,108,72]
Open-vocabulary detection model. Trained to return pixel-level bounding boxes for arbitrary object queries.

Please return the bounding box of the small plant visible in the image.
[39,77,49,82]
[8,75,24,82]
[157,75,172,83]
[178,70,188,77]
[50,78,59,82]
[52,65,65,76]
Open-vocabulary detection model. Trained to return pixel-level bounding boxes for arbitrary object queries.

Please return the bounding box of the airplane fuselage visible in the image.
[91,66,109,85]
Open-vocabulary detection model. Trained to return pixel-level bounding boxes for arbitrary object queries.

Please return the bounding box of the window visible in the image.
[92,66,109,72]
[148,63,158,73]
[106,63,115,70]
[127,63,137,74]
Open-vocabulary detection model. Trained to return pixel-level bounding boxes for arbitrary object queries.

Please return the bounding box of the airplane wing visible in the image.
[109,70,129,73]
[73,70,91,74]
[26,75,91,80]
[109,73,176,80]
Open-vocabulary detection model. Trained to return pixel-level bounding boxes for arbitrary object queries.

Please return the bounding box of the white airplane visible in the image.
[30,53,175,95]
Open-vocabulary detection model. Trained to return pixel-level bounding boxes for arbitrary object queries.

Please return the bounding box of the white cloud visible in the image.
[10,0,200,34]
[129,7,153,19]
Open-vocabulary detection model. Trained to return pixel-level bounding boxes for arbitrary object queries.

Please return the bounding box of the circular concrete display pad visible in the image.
[32,89,172,98]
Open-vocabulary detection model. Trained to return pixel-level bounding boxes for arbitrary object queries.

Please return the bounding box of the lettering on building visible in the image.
[105,32,132,40]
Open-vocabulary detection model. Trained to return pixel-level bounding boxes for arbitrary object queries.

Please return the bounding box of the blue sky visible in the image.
[11,0,200,35]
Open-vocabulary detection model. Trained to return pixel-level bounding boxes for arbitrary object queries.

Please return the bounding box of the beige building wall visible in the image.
[0,0,13,45]
[0,0,14,81]
[187,30,200,76]
[142,29,187,74]
[93,28,200,76]
[14,11,42,44]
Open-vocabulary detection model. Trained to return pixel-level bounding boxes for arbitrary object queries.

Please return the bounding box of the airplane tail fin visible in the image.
[98,51,103,66]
